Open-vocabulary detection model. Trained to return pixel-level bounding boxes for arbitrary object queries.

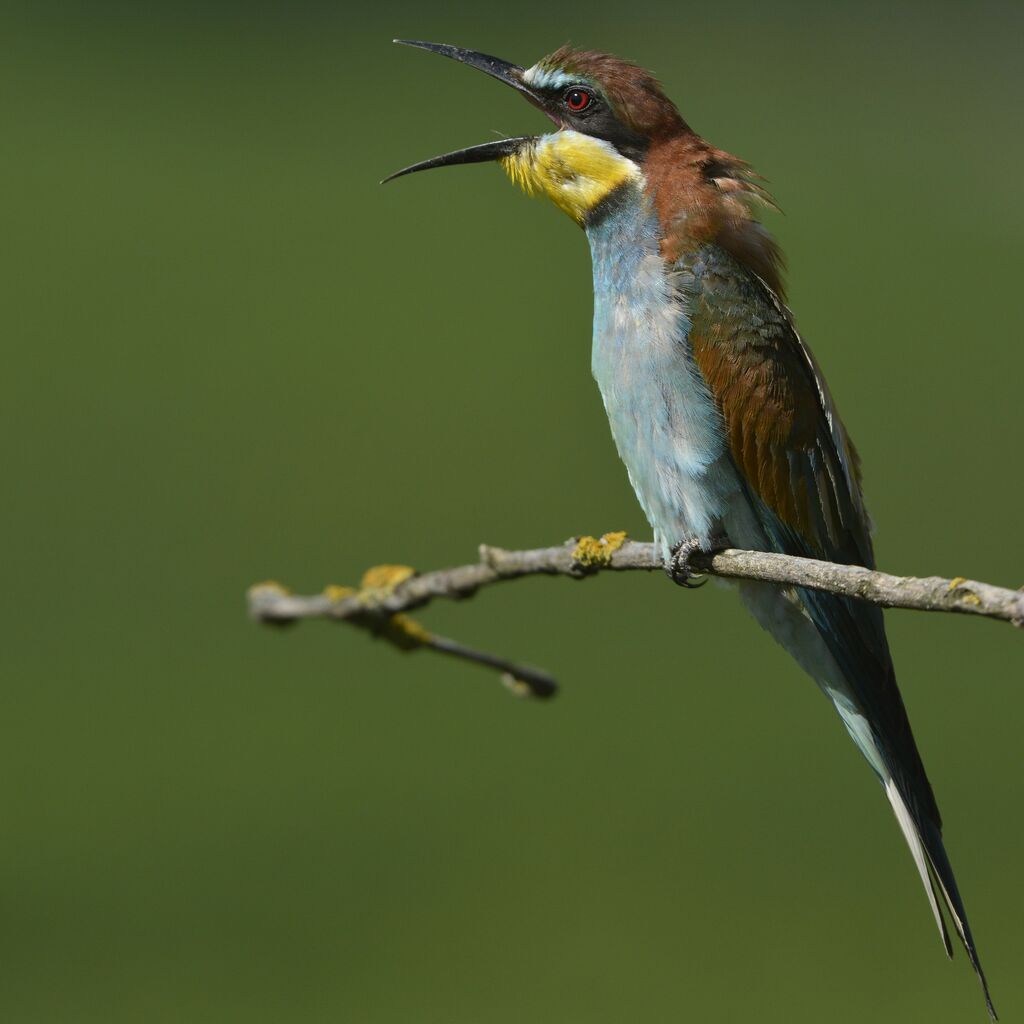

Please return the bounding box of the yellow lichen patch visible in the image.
[322,584,356,602]
[946,576,981,606]
[382,613,433,651]
[360,564,415,592]
[501,131,640,224]
[572,530,628,567]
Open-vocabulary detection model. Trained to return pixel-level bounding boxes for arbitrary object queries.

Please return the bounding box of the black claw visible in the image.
[665,535,729,588]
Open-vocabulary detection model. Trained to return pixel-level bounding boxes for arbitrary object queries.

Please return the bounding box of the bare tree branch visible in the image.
[247,535,1023,698]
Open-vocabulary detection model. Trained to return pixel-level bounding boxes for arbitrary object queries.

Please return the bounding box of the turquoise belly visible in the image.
[586,189,738,554]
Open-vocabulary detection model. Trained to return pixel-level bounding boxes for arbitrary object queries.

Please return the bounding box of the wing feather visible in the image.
[672,215,994,1019]
[683,244,932,795]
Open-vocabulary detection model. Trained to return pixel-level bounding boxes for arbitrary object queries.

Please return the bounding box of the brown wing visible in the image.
[681,241,939,824]
[685,245,872,568]
[680,246,1001,1008]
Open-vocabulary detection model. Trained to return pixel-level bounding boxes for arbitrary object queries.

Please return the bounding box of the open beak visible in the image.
[382,40,543,184]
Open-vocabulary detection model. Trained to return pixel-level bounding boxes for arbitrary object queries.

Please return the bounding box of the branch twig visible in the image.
[247,536,1023,698]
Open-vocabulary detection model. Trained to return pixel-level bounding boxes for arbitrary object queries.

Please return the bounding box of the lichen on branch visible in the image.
[247,536,1022,699]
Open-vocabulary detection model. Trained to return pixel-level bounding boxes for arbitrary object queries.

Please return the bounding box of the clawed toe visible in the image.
[664,534,728,588]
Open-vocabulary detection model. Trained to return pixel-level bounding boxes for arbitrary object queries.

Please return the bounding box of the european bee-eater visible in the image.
[386,40,994,1016]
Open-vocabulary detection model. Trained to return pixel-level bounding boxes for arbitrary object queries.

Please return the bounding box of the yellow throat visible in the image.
[501,131,640,224]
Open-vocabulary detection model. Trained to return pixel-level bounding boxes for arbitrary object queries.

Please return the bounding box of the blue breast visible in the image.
[585,187,738,554]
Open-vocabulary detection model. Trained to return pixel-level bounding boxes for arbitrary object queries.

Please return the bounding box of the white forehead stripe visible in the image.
[522,65,574,90]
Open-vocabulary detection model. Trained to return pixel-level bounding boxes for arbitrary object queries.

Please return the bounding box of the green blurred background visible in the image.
[3,1,1022,1020]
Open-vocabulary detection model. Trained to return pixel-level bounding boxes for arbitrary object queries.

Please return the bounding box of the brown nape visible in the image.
[540,45,688,138]
[644,132,787,299]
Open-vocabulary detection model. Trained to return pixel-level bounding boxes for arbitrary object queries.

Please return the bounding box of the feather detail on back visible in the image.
[645,133,787,298]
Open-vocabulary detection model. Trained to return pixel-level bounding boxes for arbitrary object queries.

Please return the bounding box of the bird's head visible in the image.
[383,41,689,225]
[385,41,783,293]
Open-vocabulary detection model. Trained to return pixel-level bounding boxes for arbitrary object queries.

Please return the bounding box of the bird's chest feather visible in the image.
[586,191,739,549]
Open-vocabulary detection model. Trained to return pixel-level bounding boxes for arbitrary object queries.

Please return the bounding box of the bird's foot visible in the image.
[664,534,729,589]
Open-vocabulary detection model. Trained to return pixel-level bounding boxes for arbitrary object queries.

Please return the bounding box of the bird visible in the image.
[384,39,995,1017]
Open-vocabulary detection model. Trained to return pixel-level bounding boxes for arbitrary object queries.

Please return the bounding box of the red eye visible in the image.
[564,88,593,112]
